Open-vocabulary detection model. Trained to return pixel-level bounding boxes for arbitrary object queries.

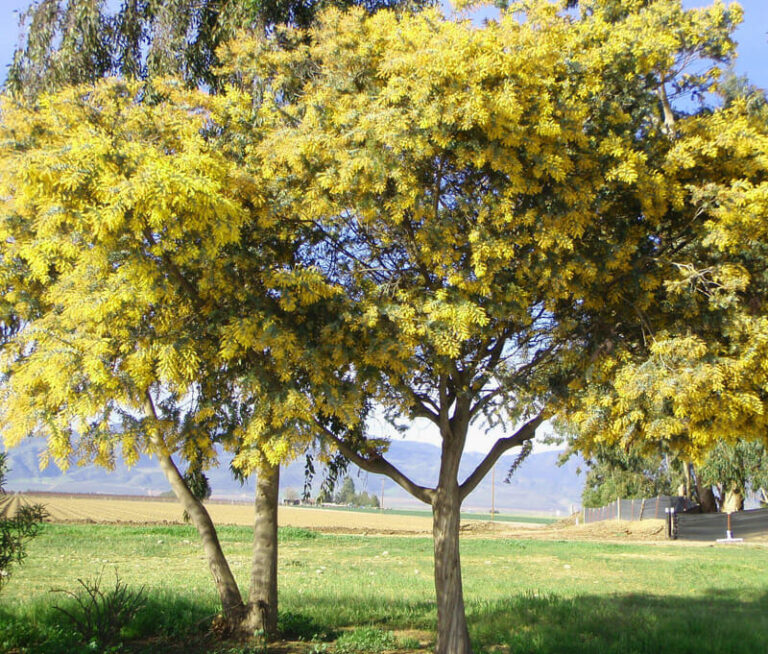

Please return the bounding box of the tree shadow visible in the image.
[467,589,768,653]
[0,592,215,654]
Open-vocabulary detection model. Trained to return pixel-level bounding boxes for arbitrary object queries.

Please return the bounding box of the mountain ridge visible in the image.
[3,437,584,514]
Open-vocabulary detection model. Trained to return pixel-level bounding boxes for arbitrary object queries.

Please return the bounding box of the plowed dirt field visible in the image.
[2,492,678,542]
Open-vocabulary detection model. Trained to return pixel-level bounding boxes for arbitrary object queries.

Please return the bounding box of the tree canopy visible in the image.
[565,73,768,463]
[6,0,434,98]
[223,2,745,650]
[1,0,760,651]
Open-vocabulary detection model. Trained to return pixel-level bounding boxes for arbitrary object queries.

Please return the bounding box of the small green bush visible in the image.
[278,610,337,641]
[335,627,397,653]
[52,568,147,649]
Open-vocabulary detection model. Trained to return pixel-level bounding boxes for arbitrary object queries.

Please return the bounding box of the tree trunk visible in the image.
[698,485,718,513]
[144,394,244,622]
[244,462,280,637]
[721,488,744,513]
[683,463,693,500]
[153,443,245,619]
[432,483,472,654]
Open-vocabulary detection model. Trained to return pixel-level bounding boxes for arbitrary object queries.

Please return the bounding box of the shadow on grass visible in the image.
[4,590,768,653]
[0,592,215,654]
[467,589,768,654]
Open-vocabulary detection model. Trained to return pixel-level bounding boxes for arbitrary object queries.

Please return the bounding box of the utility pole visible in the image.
[380,479,385,510]
[491,464,495,522]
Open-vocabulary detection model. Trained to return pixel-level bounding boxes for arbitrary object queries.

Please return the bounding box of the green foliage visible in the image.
[577,444,682,508]
[51,568,147,649]
[277,526,318,541]
[335,627,397,652]
[333,477,380,507]
[278,610,337,641]
[6,0,435,98]
[0,452,47,590]
[334,477,356,504]
[698,439,768,499]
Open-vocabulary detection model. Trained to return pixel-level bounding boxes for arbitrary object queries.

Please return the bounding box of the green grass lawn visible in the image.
[2,524,768,653]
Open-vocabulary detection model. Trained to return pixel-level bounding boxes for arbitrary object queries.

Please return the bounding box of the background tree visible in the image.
[697,440,768,512]
[576,443,682,509]
[0,453,47,591]
[334,477,356,505]
[6,0,434,99]
[239,2,743,651]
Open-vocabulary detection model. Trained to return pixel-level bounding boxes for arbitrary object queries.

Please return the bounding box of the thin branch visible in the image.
[658,81,676,131]
[314,419,435,505]
[469,342,557,419]
[459,413,544,502]
[142,227,204,311]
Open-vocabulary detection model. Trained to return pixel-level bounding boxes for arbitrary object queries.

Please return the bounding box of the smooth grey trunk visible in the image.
[151,439,245,618]
[432,400,473,654]
[432,483,471,654]
[144,396,244,621]
[245,462,280,636]
[316,392,542,654]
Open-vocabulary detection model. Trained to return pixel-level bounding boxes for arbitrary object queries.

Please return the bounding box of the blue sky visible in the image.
[0,1,766,90]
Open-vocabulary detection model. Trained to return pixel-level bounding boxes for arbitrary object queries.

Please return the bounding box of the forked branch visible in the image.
[459,413,544,502]
[314,419,435,505]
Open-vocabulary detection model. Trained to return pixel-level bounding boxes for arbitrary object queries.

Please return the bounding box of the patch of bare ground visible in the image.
[472,517,768,546]
[17,493,768,545]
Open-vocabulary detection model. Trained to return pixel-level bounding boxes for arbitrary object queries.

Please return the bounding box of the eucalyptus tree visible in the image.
[7,0,432,97]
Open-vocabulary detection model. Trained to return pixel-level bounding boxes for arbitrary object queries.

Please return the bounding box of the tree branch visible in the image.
[314,419,435,505]
[459,413,544,502]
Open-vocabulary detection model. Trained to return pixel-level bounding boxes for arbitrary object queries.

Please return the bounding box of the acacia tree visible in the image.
[235,1,743,650]
[0,80,250,621]
[0,79,358,631]
[2,0,429,637]
[565,75,768,503]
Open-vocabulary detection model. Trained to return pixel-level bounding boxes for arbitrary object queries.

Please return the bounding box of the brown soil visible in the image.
[11,492,768,545]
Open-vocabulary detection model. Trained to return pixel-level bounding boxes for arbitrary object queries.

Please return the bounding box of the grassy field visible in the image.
[2,522,768,653]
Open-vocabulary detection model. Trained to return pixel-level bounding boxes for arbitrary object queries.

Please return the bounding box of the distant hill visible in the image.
[3,437,584,515]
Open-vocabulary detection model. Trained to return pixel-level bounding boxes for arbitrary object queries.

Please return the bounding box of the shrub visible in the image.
[52,568,147,648]
[0,452,47,590]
